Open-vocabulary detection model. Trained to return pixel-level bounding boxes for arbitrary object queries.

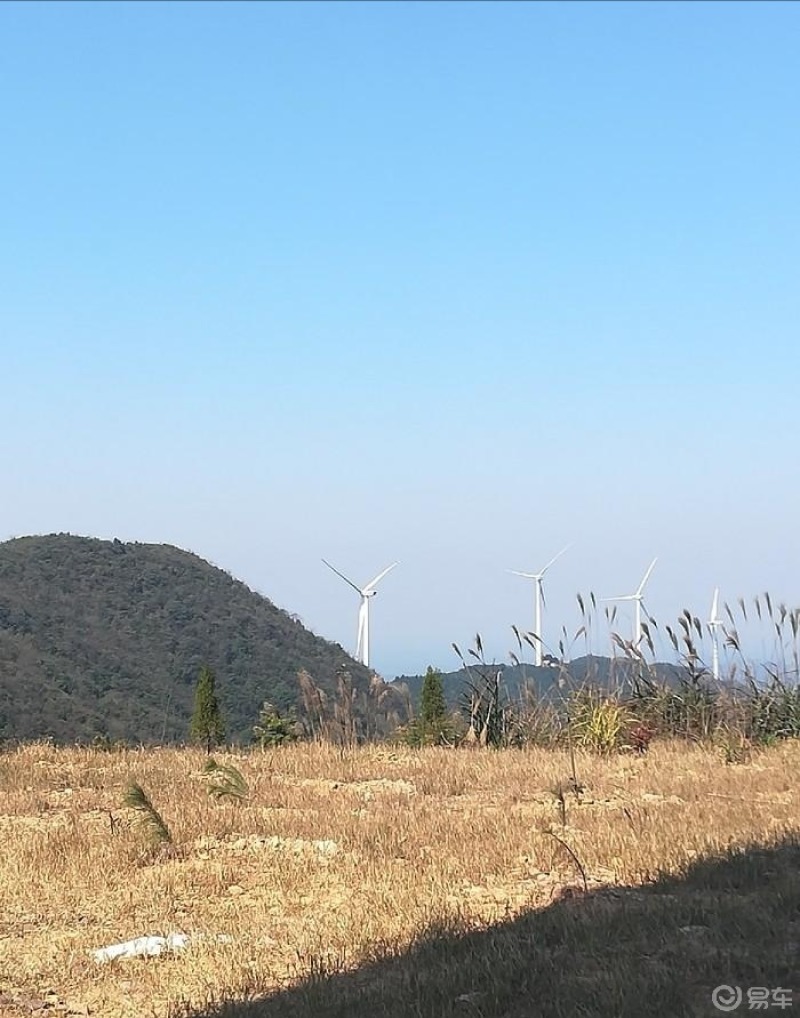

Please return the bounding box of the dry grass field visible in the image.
[1,739,799,1018]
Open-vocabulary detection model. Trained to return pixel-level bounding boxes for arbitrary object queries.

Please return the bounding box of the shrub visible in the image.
[746,679,800,743]
[570,691,630,754]
[627,721,655,754]
[253,700,300,748]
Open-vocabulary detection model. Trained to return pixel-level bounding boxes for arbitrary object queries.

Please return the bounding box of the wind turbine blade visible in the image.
[364,561,399,593]
[600,594,637,602]
[539,543,572,576]
[636,558,658,597]
[508,570,537,579]
[322,558,362,595]
[710,587,720,622]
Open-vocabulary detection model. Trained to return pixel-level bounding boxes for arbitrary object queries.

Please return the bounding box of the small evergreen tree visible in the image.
[253,700,299,748]
[407,666,451,746]
[190,665,225,753]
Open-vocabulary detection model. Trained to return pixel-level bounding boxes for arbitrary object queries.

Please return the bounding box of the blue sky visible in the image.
[2,1,798,677]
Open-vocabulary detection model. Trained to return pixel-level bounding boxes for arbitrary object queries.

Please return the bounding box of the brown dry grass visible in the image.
[1,740,798,1017]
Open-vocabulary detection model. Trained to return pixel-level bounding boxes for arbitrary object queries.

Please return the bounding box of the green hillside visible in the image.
[0,534,399,744]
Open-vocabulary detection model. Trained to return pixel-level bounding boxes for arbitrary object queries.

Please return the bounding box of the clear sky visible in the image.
[2,1,798,678]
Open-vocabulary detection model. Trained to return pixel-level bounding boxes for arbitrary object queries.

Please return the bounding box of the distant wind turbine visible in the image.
[509,545,571,666]
[602,558,657,646]
[708,587,723,682]
[322,559,398,669]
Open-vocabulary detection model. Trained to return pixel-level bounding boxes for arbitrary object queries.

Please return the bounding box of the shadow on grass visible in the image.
[188,837,800,1018]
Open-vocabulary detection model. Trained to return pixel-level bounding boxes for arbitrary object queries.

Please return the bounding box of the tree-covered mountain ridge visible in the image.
[394,656,688,710]
[0,534,406,744]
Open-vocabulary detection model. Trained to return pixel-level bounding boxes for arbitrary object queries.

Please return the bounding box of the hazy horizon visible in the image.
[3,1,798,679]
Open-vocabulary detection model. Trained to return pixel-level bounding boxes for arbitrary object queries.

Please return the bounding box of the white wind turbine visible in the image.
[708,587,723,682]
[602,558,658,646]
[509,545,571,667]
[322,559,398,669]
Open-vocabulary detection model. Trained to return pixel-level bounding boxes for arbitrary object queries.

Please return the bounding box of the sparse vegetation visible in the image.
[435,593,800,756]
[454,636,513,747]
[3,543,800,1015]
[1,739,799,1018]
[296,668,408,744]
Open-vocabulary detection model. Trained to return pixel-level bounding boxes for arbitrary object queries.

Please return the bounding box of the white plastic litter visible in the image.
[91,933,190,963]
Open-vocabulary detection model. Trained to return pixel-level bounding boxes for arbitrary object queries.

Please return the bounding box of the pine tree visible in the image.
[416,666,450,745]
[190,665,225,753]
[252,700,299,748]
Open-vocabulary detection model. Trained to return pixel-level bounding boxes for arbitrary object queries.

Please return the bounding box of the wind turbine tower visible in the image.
[602,558,658,646]
[708,587,723,682]
[322,559,398,669]
[509,545,571,667]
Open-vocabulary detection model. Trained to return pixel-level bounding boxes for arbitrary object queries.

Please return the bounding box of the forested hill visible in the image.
[396,656,686,711]
[0,534,387,744]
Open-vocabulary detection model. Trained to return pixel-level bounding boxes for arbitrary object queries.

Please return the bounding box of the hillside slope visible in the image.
[0,534,389,744]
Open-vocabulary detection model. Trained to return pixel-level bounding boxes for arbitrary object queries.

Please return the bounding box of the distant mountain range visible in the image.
[395,656,687,711]
[0,534,406,744]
